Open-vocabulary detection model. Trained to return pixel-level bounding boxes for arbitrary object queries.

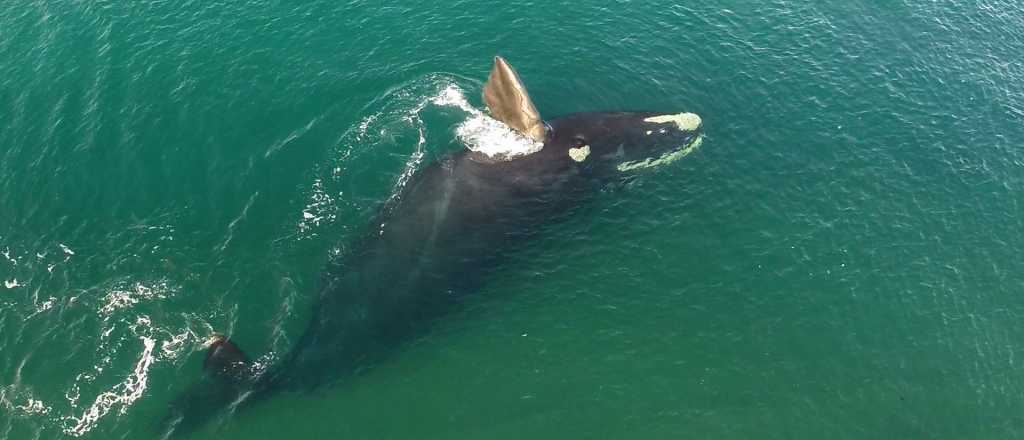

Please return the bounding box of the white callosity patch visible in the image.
[644,112,702,131]
[617,135,705,172]
[432,85,543,159]
[568,145,591,162]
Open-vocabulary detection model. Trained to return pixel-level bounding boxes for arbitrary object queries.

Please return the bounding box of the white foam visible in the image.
[99,282,167,315]
[4,279,19,289]
[431,84,542,159]
[22,296,56,321]
[454,114,544,159]
[65,336,156,437]
[36,297,55,313]
[355,113,378,141]
[19,398,50,415]
[298,178,336,233]
[160,328,194,359]
[1,247,15,265]
[0,387,52,416]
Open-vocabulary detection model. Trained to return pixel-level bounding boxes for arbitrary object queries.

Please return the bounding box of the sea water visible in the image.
[1,1,1023,438]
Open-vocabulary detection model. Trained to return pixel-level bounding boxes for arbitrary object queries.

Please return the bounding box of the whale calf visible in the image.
[164,56,703,435]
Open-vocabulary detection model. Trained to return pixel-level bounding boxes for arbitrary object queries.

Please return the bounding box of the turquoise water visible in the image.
[2,1,1023,438]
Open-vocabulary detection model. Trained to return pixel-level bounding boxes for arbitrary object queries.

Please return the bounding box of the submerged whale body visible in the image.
[164,56,703,435]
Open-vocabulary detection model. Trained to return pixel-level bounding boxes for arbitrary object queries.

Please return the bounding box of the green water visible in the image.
[2,1,1023,438]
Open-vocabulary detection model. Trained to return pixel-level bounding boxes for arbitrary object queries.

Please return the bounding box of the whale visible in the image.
[163,56,703,435]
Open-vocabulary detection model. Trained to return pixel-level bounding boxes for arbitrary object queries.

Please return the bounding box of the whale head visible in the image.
[543,110,703,174]
[483,56,702,176]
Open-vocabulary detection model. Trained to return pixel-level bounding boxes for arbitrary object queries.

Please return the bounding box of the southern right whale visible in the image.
[164,56,703,435]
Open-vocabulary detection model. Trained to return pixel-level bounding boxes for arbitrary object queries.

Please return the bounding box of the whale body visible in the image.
[165,56,703,435]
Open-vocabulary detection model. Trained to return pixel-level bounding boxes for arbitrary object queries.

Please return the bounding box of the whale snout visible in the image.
[615,112,704,172]
[544,110,704,173]
[640,112,703,146]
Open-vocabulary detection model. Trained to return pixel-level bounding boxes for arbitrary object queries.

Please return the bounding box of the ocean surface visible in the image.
[2,1,1023,438]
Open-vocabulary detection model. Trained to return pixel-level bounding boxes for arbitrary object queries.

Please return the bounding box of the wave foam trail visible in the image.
[298,76,541,238]
[59,297,201,437]
[65,334,155,437]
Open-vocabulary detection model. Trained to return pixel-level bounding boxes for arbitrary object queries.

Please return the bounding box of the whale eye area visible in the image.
[571,136,587,148]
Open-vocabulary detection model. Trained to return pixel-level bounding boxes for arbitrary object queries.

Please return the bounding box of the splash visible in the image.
[431,84,543,159]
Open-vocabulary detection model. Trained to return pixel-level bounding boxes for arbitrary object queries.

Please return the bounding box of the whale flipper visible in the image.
[483,56,547,142]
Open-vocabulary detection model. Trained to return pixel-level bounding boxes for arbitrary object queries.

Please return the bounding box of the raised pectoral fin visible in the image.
[483,56,547,142]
